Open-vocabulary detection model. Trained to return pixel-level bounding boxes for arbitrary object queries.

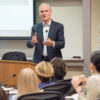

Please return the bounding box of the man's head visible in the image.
[38,3,52,24]
[90,51,100,73]
[50,57,67,79]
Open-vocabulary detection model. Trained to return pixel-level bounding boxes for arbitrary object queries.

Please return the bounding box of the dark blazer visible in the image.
[27,20,65,63]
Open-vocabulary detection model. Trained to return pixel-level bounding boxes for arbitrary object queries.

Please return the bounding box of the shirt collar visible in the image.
[43,19,51,27]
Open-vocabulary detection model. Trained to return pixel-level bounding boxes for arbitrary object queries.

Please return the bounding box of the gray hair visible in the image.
[38,3,52,14]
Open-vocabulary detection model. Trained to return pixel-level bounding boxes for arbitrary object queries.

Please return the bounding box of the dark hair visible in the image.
[91,51,100,73]
[38,75,51,82]
[0,87,8,100]
[50,57,66,79]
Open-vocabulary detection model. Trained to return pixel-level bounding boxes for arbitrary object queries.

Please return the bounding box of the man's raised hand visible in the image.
[32,32,38,44]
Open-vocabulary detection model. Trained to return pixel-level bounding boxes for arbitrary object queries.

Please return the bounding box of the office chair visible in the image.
[17,91,63,100]
[41,82,71,97]
[54,79,71,84]
[2,51,27,61]
[54,79,76,96]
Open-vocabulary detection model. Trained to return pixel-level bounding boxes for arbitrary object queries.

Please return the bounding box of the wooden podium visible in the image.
[0,60,37,86]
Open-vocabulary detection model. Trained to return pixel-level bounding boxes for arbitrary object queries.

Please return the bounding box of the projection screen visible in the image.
[0,0,35,39]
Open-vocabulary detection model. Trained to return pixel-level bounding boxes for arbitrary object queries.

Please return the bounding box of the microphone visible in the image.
[46,30,48,33]
[79,82,83,85]
[0,74,16,86]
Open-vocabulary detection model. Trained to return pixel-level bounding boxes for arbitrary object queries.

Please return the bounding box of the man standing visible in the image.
[27,3,65,63]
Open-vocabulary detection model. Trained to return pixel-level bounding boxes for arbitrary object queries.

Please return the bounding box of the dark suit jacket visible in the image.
[27,20,65,63]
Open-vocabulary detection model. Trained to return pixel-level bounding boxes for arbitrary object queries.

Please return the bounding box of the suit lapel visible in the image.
[38,23,44,42]
[48,21,55,39]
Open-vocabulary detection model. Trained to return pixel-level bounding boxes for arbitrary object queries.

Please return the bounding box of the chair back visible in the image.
[54,79,71,84]
[17,91,63,100]
[42,82,70,97]
[2,51,27,61]
[54,79,76,96]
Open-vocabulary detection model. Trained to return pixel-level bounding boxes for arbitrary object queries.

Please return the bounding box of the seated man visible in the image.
[50,57,67,82]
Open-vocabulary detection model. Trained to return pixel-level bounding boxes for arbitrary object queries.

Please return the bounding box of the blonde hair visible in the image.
[17,68,39,97]
[35,61,54,78]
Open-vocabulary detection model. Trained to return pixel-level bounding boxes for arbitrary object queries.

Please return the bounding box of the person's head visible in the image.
[17,68,39,97]
[38,3,52,24]
[50,57,66,79]
[0,87,8,100]
[90,51,100,74]
[35,61,54,82]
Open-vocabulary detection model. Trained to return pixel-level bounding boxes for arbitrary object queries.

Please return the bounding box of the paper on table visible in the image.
[65,94,78,100]
[9,90,18,94]
[2,86,14,91]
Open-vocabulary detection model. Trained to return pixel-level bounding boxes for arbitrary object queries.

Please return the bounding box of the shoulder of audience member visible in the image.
[87,74,100,83]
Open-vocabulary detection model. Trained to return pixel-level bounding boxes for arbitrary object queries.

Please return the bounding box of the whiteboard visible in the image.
[51,6,83,59]
[0,0,34,37]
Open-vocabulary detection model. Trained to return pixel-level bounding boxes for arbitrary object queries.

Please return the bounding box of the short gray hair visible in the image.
[38,3,52,14]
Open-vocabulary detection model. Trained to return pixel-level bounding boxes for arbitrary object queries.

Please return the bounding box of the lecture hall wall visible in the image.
[0,0,98,63]
[91,0,100,52]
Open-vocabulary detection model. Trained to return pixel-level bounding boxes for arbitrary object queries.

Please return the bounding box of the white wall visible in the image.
[91,0,100,52]
[52,6,83,59]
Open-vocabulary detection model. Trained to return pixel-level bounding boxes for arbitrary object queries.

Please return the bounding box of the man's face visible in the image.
[39,4,51,23]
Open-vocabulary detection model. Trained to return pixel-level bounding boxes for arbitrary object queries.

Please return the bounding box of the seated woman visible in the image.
[0,86,8,100]
[71,50,100,100]
[50,57,67,82]
[10,68,41,100]
[35,61,54,89]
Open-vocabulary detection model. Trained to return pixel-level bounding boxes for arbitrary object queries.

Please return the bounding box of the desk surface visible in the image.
[64,58,84,67]
[27,58,84,67]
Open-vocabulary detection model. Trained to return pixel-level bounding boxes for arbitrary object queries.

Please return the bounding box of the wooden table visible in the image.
[0,60,37,86]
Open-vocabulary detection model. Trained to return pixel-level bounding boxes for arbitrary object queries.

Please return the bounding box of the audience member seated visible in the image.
[71,50,100,100]
[0,86,8,100]
[50,57,76,96]
[35,61,54,89]
[10,68,41,100]
[50,57,67,82]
